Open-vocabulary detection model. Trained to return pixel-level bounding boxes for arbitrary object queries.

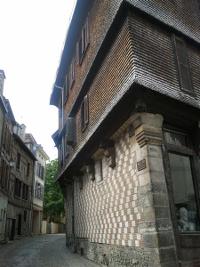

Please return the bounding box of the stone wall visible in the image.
[65,113,178,267]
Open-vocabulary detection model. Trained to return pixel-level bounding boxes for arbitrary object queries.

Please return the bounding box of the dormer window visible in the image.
[78,17,89,64]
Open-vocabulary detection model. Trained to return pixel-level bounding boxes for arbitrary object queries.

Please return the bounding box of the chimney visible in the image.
[19,124,26,141]
[13,123,26,141]
[0,70,6,96]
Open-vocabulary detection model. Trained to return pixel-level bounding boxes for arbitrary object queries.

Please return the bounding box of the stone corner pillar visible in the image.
[131,112,178,267]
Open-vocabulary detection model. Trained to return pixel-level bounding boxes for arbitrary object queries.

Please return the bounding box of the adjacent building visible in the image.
[0,70,10,242]
[50,1,200,266]
[6,123,36,240]
[24,133,49,234]
[0,69,48,242]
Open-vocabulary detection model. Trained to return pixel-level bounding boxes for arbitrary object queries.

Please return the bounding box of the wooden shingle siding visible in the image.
[129,12,200,108]
[64,0,123,115]
[62,0,200,117]
[63,10,200,169]
[59,1,200,173]
[75,17,134,153]
[127,0,200,43]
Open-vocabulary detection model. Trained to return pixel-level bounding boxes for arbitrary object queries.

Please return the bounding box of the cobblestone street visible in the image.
[0,234,100,267]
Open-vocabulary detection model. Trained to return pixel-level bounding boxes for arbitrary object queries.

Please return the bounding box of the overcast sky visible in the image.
[0,0,76,160]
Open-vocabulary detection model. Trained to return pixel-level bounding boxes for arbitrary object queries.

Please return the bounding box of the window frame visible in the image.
[78,16,90,65]
[26,162,30,177]
[163,128,200,235]
[14,178,22,198]
[172,35,195,96]
[81,95,89,132]
[16,153,21,170]
[69,59,75,90]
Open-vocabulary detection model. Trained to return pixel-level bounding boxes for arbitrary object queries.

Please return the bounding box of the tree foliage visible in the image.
[43,159,65,222]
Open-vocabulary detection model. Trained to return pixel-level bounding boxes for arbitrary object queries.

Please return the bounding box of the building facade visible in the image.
[6,123,36,241]
[50,1,200,266]
[0,70,10,242]
[24,134,49,234]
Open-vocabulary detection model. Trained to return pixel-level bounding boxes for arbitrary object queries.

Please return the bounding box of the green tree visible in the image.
[43,159,65,222]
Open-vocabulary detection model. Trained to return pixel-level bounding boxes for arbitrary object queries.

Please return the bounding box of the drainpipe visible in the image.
[30,160,35,236]
[54,85,65,164]
[72,181,76,252]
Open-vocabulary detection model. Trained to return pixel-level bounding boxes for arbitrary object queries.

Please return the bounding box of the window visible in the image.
[95,160,103,183]
[24,210,27,222]
[78,17,89,64]
[35,182,43,200]
[165,129,200,232]
[26,163,30,177]
[81,95,89,131]
[37,163,44,179]
[173,35,194,93]
[0,159,6,189]
[69,60,75,89]
[169,153,199,232]
[66,117,76,146]
[22,184,28,200]
[16,153,21,170]
[14,178,21,198]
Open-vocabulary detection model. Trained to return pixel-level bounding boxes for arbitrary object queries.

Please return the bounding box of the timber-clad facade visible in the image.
[51,1,200,266]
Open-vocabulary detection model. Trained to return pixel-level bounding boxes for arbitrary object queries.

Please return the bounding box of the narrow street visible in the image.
[0,234,100,267]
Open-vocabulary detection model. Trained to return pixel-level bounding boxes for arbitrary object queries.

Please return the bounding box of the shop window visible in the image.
[165,129,200,232]
[169,153,199,232]
[173,35,194,94]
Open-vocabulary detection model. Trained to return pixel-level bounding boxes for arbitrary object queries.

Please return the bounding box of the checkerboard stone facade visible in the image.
[64,113,178,267]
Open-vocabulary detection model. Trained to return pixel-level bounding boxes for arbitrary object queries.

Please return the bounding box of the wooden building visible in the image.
[50,1,200,266]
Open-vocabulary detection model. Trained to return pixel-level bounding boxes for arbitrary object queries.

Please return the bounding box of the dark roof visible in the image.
[0,95,7,114]
[3,97,16,124]
[0,70,6,79]
[13,133,37,161]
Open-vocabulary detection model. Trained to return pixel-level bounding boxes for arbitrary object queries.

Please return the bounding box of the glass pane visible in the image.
[164,131,187,147]
[169,153,199,232]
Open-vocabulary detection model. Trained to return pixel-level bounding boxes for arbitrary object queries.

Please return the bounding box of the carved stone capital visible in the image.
[133,113,164,148]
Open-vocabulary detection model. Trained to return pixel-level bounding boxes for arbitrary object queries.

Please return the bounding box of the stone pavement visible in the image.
[0,234,100,267]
